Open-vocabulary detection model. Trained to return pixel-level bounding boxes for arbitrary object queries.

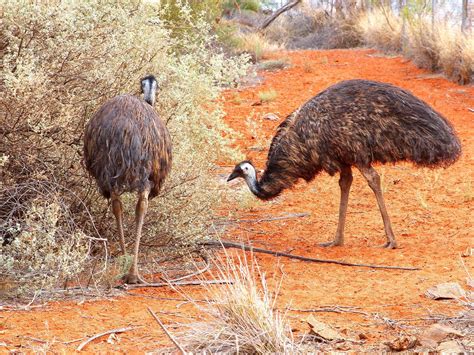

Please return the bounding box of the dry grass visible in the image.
[357,8,402,52]
[173,253,302,354]
[358,9,473,84]
[235,32,283,62]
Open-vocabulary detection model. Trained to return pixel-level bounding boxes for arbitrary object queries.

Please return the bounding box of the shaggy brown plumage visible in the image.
[84,94,172,199]
[83,76,172,283]
[228,79,461,248]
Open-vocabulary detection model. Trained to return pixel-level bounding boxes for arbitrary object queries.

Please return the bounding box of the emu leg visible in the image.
[358,165,398,249]
[320,166,353,247]
[123,188,150,284]
[111,192,126,255]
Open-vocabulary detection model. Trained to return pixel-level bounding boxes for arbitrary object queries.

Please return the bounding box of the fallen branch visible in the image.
[259,0,303,30]
[288,306,370,316]
[200,240,420,271]
[77,327,135,351]
[147,306,186,354]
[237,212,310,223]
[161,254,210,283]
[120,279,232,290]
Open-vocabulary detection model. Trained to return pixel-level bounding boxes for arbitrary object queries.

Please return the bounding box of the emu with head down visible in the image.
[84,75,172,284]
[228,80,461,249]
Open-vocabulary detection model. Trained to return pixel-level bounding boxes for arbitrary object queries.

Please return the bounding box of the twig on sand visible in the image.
[147,306,186,355]
[161,254,210,283]
[288,305,370,316]
[223,212,310,224]
[200,240,420,271]
[76,327,135,351]
[120,279,232,290]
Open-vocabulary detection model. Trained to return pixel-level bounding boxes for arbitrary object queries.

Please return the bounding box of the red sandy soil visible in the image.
[1,49,473,353]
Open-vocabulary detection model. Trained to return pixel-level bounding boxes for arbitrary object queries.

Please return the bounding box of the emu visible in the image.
[84,75,172,283]
[228,80,461,248]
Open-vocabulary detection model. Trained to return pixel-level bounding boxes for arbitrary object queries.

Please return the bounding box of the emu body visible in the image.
[84,76,171,283]
[228,80,461,248]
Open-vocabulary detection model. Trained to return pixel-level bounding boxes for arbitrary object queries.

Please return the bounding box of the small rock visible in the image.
[425,282,466,300]
[437,340,464,353]
[385,335,419,351]
[262,113,279,121]
[419,323,463,348]
[358,333,368,340]
[306,315,345,341]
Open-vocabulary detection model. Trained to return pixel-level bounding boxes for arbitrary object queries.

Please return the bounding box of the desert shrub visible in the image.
[405,18,439,71]
[358,7,473,84]
[435,25,473,84]
[174,254,300,353]
[263,5,362,50]
[0,181,92,297]
[1,1,250,295]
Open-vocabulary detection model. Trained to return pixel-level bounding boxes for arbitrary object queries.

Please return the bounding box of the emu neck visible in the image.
[244,171,262,198]
[143,83,156,106]
[244,168,282,200]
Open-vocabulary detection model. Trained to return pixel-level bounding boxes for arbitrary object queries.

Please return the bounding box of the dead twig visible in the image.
[147,306,186,354]
[200,240,420,271]
[288,305,370,316]
[76,327,135,351]
[120,279,233,290]
[228,212,310,224]
[161,254,210,283]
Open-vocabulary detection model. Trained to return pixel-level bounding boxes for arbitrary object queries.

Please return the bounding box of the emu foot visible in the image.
[380,241,398,249]
[319,240,343,247]
[122,272,148,285]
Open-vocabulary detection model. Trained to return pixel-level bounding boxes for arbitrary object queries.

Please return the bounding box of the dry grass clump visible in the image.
[1,1,250,296]
[358,9,473,84]
[174,254,301,354]
[264,6,362,50]
[437,26,473,85]
[234,32,283,62]
[357,8,403,52]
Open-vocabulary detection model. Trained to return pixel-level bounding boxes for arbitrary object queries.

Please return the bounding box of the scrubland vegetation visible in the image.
[1,0,250,296]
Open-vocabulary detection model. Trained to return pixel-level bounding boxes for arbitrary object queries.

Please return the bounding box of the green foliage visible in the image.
[258,88,278,102]
[1,0,250,296]
[222,0,261,14]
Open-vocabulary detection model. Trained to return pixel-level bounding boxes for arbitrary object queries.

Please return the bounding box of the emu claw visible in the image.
[380,241,398,249]
[122,273,148,285]
[319,240,343,247]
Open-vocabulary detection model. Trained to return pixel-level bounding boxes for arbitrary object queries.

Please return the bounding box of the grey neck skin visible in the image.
[243,165,261,196]
[143,80,156,106]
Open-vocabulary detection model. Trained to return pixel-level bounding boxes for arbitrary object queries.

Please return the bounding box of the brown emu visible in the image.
[84,75,172,283]
[228,80,461,248]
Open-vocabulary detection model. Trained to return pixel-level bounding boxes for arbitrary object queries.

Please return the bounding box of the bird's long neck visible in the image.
[143,82,156,106]
[244,166,286,200]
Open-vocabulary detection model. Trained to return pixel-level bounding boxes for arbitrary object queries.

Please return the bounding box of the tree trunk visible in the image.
[462,0,468,32]
[431,0,436,33]
[259,0,303,30]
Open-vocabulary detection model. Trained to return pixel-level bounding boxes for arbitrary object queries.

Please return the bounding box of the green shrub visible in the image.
[1,0,250,296]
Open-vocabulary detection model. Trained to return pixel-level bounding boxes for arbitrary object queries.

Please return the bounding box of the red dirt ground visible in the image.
[1,49,473,353]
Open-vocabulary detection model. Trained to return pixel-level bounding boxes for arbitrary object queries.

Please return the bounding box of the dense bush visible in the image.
[1,1,250,296]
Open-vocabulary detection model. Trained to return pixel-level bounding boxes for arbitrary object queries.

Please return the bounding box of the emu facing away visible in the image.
[84,76,172,283]
[228,80,461,248]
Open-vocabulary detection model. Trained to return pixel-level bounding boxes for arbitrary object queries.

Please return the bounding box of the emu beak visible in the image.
[227,171,239,182]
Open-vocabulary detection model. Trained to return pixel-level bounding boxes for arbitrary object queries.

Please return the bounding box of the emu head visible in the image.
[227,160,256,182]
[140,75,158,106]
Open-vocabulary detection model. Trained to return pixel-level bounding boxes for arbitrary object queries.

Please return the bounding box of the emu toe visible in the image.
[380,241,398,249]
[122,272,147,285]
[319,240,343,247]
